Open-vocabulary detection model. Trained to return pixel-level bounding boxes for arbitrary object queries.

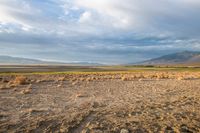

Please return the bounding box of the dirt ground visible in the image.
[0,72,200,133]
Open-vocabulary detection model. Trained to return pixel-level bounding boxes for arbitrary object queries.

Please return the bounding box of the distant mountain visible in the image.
[67,62,104,66]
[138,51,200,66]
[0,55,63,65]
[0,55,103,66]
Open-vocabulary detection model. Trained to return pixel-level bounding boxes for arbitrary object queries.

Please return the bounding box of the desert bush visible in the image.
[57,76,66,81]
[0,77,3,82]
[0,84,10,90]
[86,77,92,82]
[121,76,128,81]
[2,78,9,83]
[71,78,77,82]
[11,76,28,86]
[177,76,184,80]
[79,77,85,81]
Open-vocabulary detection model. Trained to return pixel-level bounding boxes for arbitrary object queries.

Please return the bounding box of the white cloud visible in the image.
[1,0,200,63]
[0,0,38,31]
[1,0,200,37]
[73,0,200,37]
[79,11,92,23]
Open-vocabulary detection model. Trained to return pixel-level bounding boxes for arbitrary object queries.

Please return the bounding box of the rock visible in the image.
[120,129,129,133]
[60,127,67,133]
[81,128,90,133]
[138,78,143,81]
[72,81,78,85]
[57,84,62,87]
[76,93,88,98]
[21,84,32,94]
[21,89,31,94]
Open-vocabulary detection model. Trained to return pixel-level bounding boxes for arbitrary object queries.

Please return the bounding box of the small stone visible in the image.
[59,128,67,133]
[21,84,32,94]
[57,84,62,87]
[81,128,90,133]
[76,93,88,98]
[120,129,129,133]
[138,78,143,81]
[72,82,78,85]
[21,89,31,94]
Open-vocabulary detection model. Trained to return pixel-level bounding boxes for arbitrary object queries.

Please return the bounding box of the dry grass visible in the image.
[57,76,66,81]
[114,72,200,81]
[86,77,92,82]
[24,108,49,115]
[177,76,184,80]
[121,76,128,81]
[70,78,77,82]
[11,76,28,86]
[79,78,85,81]
[0,84,10,90]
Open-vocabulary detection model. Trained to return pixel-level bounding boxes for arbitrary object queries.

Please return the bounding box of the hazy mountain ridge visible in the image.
[0,55,102,66]
[139,51,200,66]
[0,56,41,64]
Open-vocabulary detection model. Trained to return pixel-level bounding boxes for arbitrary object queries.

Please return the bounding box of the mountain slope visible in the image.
[0,55,61,65]
[0,55,103,66]
[140,51,200,66]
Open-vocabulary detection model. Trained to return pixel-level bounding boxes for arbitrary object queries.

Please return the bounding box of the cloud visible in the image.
[79,11,92,23]
[74,0,200,37]
[0,0,200,64]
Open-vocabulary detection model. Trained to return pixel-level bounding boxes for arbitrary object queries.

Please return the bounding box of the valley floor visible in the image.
[0,72,200,132]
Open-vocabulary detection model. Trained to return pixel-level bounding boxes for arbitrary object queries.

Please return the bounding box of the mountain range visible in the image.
[139,51,200,66]
[1,51,200,66]
[0,55,102,66]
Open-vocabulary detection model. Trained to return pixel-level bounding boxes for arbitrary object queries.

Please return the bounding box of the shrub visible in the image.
[11,76,28,86]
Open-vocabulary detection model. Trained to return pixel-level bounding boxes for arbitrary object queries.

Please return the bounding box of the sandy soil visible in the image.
[0,72,200,133]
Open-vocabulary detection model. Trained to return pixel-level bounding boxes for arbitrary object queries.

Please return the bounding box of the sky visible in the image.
[0,0,200,64]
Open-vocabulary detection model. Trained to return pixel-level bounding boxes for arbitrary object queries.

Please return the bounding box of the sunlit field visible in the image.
[0,66,200,132]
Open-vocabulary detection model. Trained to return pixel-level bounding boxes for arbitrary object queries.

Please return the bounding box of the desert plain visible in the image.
[0,68,200,133]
